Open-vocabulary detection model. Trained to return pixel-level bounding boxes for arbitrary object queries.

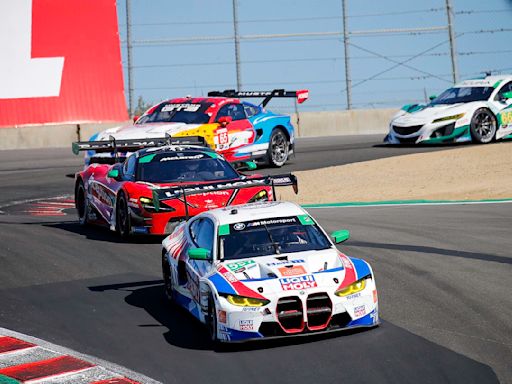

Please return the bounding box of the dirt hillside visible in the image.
[278,142,512,204]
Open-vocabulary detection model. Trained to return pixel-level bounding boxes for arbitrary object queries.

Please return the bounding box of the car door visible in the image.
[186,217,216,303]
[213,103,255,151]
[494,81,512,109]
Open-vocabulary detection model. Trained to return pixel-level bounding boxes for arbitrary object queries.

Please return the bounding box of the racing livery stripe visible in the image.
[337,253,357,289]
[216,266,267,300]
[0,355,94,382]
[351,258,371,279]
[0,337,35,354]
[208,273,237,295]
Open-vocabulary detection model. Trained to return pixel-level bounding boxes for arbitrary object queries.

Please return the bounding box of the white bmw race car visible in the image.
[161,201,379,343]
[385,75,512,144]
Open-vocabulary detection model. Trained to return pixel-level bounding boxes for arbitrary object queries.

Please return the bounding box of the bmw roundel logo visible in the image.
[234,223,246,231]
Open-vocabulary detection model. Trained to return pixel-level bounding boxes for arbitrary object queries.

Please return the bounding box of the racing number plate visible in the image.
[217,128,229,145]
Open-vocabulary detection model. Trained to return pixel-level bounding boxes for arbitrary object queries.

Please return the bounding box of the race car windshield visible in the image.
[142,102,211,124]
[221,217,331,260]
[137,152,239,182]
[430,87,494,105]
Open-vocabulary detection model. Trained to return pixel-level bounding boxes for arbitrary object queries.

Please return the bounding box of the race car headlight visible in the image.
[140,196,175,213]
[248,190,269,203]
[432,113,465,123]
[335,276,369,297]
[223,294,270,307]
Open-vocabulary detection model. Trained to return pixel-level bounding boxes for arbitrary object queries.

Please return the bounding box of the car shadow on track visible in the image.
[44,221,164,244]
[347,240,512,265]
[90,279,377,352]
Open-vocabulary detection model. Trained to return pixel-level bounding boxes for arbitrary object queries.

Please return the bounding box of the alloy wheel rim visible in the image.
[271,132,287,163]
[475,113,495,139]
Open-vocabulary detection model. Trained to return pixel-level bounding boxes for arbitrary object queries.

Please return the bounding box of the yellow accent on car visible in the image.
[432,113,465,123]
[335,278,367,297]
[226,295,269,307]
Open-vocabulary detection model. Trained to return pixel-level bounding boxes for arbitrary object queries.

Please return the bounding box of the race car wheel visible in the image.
[76,180,88,226]
[207,294,219,343]
[162,254,175,304]
[470,108,496,144]
[266,128,289,167]
[116,192,131,237]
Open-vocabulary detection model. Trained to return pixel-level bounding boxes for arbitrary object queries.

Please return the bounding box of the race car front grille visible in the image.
[306,293,332,330]
[392,125,423,136]
[276,296,304,333]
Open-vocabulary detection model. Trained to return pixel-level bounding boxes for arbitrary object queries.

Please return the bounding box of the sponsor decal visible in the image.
[280,275,317,291]
[242,307,261,312]
[278,265,306,277]
[227,259,255,272]
[161,103,201,112]
[346,292,362,300]
[160,154,204,162]
[221,269,238,283]
[500,110,512,126]
[370,310,379,324]
[216,127,229,145]
[90,182,114,207]
[246,217,297,228]
[162,179,267,198]
[340,255,353,269]
[233,223,246,231]
[354,305,366,317]
[218,310,227,324]
[267,259,305,267]
[239,319,254,331]
[373,290,378,303]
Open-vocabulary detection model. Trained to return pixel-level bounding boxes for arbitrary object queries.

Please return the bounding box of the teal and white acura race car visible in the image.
[161,201,379,343]
[385,75,512,144]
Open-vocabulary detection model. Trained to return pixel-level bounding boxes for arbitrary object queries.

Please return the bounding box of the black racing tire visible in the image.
[75,179,88,226]
[116,192,131,238]
[207,293,219,343]
[266,128,290,167]
[162,253,175,304]
[470,108,497,144]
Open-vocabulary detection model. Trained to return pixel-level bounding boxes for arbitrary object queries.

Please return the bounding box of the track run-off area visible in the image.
[0,135,510,383]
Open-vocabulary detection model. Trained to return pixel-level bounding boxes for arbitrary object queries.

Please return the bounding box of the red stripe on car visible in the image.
[337,253,357,289]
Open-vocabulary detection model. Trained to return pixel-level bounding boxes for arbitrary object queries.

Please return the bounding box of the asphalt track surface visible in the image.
[0,135,510,383]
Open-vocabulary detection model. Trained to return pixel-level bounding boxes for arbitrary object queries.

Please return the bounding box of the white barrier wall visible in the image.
[0,108,398,149]
[292,108,396,138]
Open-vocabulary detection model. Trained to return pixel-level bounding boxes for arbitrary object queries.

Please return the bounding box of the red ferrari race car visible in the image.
[73,138,298,236]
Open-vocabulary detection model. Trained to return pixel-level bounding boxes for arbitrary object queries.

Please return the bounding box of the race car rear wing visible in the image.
[151,173,298,219]
[207,89,309,108]
[72,135,209,156]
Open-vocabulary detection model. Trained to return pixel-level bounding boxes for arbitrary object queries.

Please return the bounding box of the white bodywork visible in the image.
[162,201,379,342]
[386,75,512,144]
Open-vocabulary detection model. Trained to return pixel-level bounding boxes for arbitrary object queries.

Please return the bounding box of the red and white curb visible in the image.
[0,328,161,384]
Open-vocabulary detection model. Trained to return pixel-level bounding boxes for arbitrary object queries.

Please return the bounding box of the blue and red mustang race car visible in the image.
[84,89,308,167]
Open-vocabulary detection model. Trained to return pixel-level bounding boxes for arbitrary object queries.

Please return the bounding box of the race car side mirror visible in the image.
[218,116,232,127]
[429,94,437,101]
[132,115,139,123]
[107,169,120,180]
[331,229,350,244]
[502,91,512,100]
[188,248,211,260]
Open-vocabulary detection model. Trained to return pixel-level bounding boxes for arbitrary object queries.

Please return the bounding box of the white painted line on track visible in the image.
[0,195,73,210]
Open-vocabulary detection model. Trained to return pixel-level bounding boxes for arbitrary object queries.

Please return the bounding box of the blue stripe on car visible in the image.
[350,257,371,279]
[208,272,237,295]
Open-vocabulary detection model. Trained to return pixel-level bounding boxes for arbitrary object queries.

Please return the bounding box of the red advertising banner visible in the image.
[0,0,128,128]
